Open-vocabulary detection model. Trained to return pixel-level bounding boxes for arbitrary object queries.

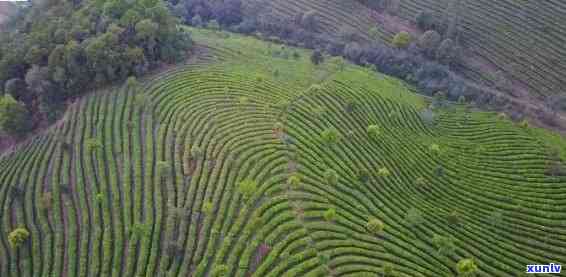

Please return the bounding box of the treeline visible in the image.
[175,1,563,124]
[0,0,192,136]
[170,2,485,105]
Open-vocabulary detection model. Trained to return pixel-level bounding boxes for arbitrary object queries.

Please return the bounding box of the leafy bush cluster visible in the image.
[8,227,30,249]
[0,0,192,135]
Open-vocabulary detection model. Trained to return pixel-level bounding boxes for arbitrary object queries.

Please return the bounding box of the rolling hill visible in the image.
[246,0,566,100]
[1,28,565,277]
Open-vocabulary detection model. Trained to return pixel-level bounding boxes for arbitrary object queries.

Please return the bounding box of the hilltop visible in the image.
[0,28,565,277]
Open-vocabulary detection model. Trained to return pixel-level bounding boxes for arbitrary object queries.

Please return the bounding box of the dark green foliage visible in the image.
[301,10,319,32]
[432,234,456,255]
[0,94,31,136]
[0,0,193,133]
[418,30,442,57]
[310,49,324,65]
[446,210,461,225]
[321,127,340,145]
[436,38,458,64]
[324,169,339,185]
[405,208,424,227]
[356,168,370,183]
[415,10,440,31]
[434,165,445,177]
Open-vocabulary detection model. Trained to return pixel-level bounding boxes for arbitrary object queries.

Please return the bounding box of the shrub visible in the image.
[432,234,456,255]
[430,143,441,154]
[545,161,566,176]
[415,10,438,30]
[418,30,442,57]
[366,218,384,235]
[406,208,423,227]
[8,228,30,249]
[392,31,411,49]
[446,210,461,225]
[344,42,363,62]
[367,125,381,139]
[324,169,338,186]
[357,168,370,183]
[288,174,301,189]
[382,263,395,276]
[519,119,529,128]
[323,208,336,222]
[238,179,257,200]
[301,10,319,32]
[456,258,478,276]
[436,38,457,64]
[202,201,214,215]
[377,167,391,177]
[434,165,444,177]
[311,49,324,65]
[0,94,32,137]
[95,193,104,204]
[321,127,340,145]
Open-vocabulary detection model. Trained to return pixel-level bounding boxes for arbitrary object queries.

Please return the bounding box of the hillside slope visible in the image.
[247,0,566,99]
[386,0,566,98]
[0,28,565,277]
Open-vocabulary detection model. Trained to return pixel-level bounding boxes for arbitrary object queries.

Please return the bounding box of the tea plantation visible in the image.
[1,29,565,277]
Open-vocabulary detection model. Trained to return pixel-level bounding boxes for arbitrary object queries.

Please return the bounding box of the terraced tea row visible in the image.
[0,38,565,277]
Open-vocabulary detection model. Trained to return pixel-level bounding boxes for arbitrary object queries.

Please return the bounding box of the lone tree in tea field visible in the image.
[366,217,385,235]
[8,228,30,249]
[321,127,341,145]
[238,179,258,201]
[324,169,339,186]
[456,258,478,276]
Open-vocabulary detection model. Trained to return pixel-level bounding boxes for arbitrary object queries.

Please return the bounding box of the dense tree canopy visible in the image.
[0,0,192,134]
[0,94,31,136]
